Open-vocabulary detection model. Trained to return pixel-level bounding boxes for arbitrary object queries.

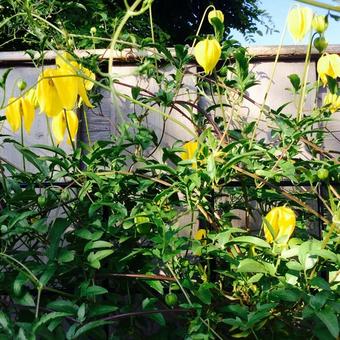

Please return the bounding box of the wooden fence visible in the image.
[0,45,339,169]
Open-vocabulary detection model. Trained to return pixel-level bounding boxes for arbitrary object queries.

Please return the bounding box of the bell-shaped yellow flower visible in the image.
[324,92,340,113]
[312,15,328,33]
[194,229,207,241]
[51,110,79,144]
[263,207,296,244]
[5,96,35,133]
[194,38,221,75]
[208,10,224,24]
[180,141,199,169]
[181,141,198,160]
[287,6,313,41]
[37,53,94,117]
[317,53,340,85]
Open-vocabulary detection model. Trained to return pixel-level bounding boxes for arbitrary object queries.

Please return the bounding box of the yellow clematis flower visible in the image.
[208,10,224,24]
[317,53,340,85]
[263,207,296,245]
[194,38,221,75]
[324,92,340,113]
[36,53,95,117]
[287,6,313,41]
[312,14,328,34]
[194,229,207,241]
[5,96,35,133]
[51,110,79,144]
[181,141,198,161]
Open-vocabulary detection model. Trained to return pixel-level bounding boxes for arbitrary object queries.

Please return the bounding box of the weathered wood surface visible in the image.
[0,46,339,169]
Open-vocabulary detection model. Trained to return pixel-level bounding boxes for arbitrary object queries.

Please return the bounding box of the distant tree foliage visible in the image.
[0,0,271,50]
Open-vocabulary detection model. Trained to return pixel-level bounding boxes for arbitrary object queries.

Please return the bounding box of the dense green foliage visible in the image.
[0,0,339,339]
[0,0,271,50]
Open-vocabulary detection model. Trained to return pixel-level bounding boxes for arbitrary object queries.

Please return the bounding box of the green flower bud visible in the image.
[317,168,329,180]
[165,293,178,307]
[313,36,328,53]
[17,80,27,91]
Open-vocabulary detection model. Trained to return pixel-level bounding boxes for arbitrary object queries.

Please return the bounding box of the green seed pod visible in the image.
[0,225,8,233]
[165,293,178,307]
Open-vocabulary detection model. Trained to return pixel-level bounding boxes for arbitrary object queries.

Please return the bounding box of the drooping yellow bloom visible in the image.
[5,96,35,133]
[263,207,296,244]
[36,53,95,117]
[181,141,198,161]
[312,15,328,33]
[324,92,340,113]
[317,53,340,85]
[195,229,207,241]
[51,110,79,144]
[287,6,313,41]
[208,10,224,24]
[25,88,39,109]
[194,38,221,74]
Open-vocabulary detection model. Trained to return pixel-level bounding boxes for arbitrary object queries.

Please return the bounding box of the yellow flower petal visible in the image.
[287,6,313,41]
[181,141,198,161]
[64,110,79,144]
[317,54,340,85]
[324,93,340,113]
[36,69,64,117]
[21,97,35,134]
[53,66,79,110]
[194,38,221,74]
[25,88,39,109]
[5,97,21,132]
[194,229,207,241]
[51,111,66,144]
[263,207,296,244]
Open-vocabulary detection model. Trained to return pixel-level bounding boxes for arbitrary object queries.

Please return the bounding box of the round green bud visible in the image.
[90,27,97,35]
[313,36,328,53]
[38,195,47,207]
[317,168,329,180]
[165,293,178,307]
[17,80,27,91]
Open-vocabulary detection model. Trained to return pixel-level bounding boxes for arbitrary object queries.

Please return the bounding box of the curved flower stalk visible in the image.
[5,96,35,133]
[51,110,79,144]
[317,53,340,85]
[36,53,95,117]
[194,38,221,75]
[287,6,313,41]
[263,207,296,245]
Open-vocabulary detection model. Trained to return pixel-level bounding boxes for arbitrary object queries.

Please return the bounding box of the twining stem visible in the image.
[297,33,314,122]
[296,0,340,11]
[20,115,26,171]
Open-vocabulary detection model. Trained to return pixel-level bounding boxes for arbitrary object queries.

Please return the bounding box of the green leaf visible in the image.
[46,218,71,261]
[47,300,78,314]
[33,312,73,333]
[288,74,301,92]
[80,285,108,297]
[58,250,75,264]
[84,240,113,252]
[316,307,339,338]
[70,320,113,339]
[88,305,118,318]
[146,280,163,295]
[196,282,214,305]
[231,236,271,248]
[237,259,267,274]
